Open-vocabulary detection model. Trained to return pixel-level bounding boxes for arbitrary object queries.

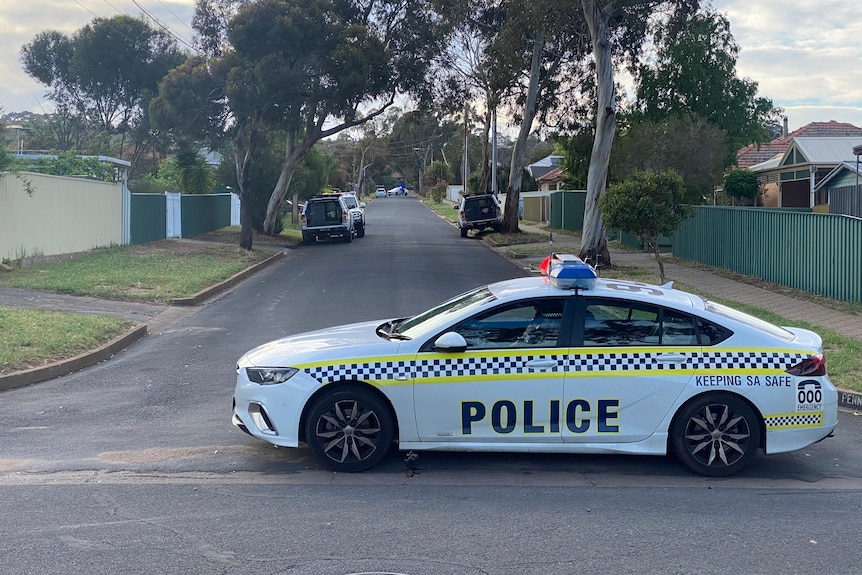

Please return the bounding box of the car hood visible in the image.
[239,319,399,367]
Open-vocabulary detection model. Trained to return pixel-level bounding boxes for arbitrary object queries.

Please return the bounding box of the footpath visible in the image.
[0,227,860,411]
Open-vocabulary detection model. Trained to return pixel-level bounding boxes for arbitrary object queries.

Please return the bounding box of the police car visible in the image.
[232,255,837,477]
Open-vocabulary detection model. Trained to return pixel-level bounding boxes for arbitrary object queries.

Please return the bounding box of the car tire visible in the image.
[670,393,761,477]
[304,386,394,472]
[343,229,353,243]
[493,224,502,233]
[460,226,468,238]
[356,224,365,238]
[302,233,315,245]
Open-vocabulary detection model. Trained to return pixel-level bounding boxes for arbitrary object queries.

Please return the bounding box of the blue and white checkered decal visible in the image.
[301,349,811,384]
[765,412,823,429]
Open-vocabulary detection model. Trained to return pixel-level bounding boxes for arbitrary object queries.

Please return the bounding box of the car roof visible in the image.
[487,276,703,311]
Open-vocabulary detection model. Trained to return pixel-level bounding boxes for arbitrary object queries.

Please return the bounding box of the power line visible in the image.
[130,0,198,52]
[155,0,197,36]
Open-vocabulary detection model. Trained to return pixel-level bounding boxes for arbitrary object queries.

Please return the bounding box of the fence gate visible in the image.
[165,192,181,238]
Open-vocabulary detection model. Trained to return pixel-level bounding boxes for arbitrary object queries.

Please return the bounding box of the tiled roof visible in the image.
[736,121,862,168]
[538,166,564,182]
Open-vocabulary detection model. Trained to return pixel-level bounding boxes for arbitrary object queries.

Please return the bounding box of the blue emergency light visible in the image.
[541,253,597,290]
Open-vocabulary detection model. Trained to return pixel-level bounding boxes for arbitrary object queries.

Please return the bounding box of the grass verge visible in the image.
[0,240,273,304]
[0,306,134,375]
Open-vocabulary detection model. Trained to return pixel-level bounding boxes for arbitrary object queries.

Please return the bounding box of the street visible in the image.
[1,196,860,574]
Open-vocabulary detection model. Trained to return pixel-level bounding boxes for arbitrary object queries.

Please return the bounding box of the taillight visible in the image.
[301,213,306,226]
[786,353,827,376]
[342,209,349,223]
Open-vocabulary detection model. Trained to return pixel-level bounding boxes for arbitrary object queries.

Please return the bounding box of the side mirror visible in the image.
[433,332,467,353]
[453,205,459,210]
[359,202,366,208]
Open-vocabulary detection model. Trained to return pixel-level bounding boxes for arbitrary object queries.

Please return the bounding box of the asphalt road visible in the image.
[1,196,860,574]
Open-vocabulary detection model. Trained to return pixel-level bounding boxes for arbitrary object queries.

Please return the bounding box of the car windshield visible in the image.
[704,300,795,341]
[394,287,496,338]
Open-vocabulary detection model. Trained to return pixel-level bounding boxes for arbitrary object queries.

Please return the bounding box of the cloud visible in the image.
[714,0,862,127]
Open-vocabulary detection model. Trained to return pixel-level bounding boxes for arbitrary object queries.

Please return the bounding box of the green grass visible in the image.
[0,306,134,375]
[0,241,273,304]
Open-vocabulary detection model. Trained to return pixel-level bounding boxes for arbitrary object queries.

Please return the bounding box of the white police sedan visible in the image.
[232,255,837,476]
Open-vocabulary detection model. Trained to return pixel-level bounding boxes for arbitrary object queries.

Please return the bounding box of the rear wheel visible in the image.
[356,223,365,238]
[671,394,761,477]
[460,226,468,238]
[302,233,315,245]
[305,386,394,472]
[343,229,353,243]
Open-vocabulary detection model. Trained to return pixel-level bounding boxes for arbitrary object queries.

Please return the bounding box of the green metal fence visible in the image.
[673,206,862,303]
[549,191,587,231]
[181,194,232,238]
[130,194,167,245]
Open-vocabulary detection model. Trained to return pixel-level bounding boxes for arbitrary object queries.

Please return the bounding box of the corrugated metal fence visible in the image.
[130,192,235,244]
[673,206,862,303]
[829,185,862,218]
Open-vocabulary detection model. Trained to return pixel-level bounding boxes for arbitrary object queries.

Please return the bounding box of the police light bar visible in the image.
[541,253,597,290]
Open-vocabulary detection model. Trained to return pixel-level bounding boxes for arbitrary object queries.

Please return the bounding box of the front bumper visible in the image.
[232,368,321,448]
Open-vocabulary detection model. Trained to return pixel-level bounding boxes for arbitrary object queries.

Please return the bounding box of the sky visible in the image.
[1,0,861,133]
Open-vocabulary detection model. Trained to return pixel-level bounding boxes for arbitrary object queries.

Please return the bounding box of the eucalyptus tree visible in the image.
[489,0,592,233]
[577,0,703,266]
[220,0,450,235]
[20,16,185,163]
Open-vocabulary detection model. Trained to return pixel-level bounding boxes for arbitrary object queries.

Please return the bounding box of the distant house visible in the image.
[537,166,565,192]
[736,120,862,169]
[527,155,563,180]
[737,121,862,208]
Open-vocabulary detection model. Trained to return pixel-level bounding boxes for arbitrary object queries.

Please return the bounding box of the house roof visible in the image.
[538,166,564,182]
[736,121,862,168]
[814,160,862,192]
[749,153,783,172]
[527,155,563,179]
[791,137,862,165]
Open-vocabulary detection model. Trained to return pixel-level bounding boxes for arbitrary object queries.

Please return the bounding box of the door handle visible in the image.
[525,359,558,370]
[654,354,689,364]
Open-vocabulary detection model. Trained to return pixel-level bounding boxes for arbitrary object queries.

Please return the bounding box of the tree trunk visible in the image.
[262,129,310,235]
[478,105,492,194]
[232,130,255,251]
[501,28,546,234]
[652,236,666,285]
[578,0,615,267]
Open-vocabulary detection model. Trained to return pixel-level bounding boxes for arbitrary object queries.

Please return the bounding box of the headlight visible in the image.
[246,367,299,385]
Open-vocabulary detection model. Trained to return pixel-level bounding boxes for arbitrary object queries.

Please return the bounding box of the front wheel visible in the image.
[671,394,761,477]
[304,386,394,472]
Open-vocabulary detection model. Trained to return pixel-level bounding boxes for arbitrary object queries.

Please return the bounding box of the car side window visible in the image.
[583,300,660,346]
[696,318,733,345]
[660,309,698,345]
[455,298,566,349]
[581,300,703,346]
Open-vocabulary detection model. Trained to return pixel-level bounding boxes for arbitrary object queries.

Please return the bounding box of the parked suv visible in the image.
[301,195,354,244]
[454,194,503,237]
[339,192,366,238]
